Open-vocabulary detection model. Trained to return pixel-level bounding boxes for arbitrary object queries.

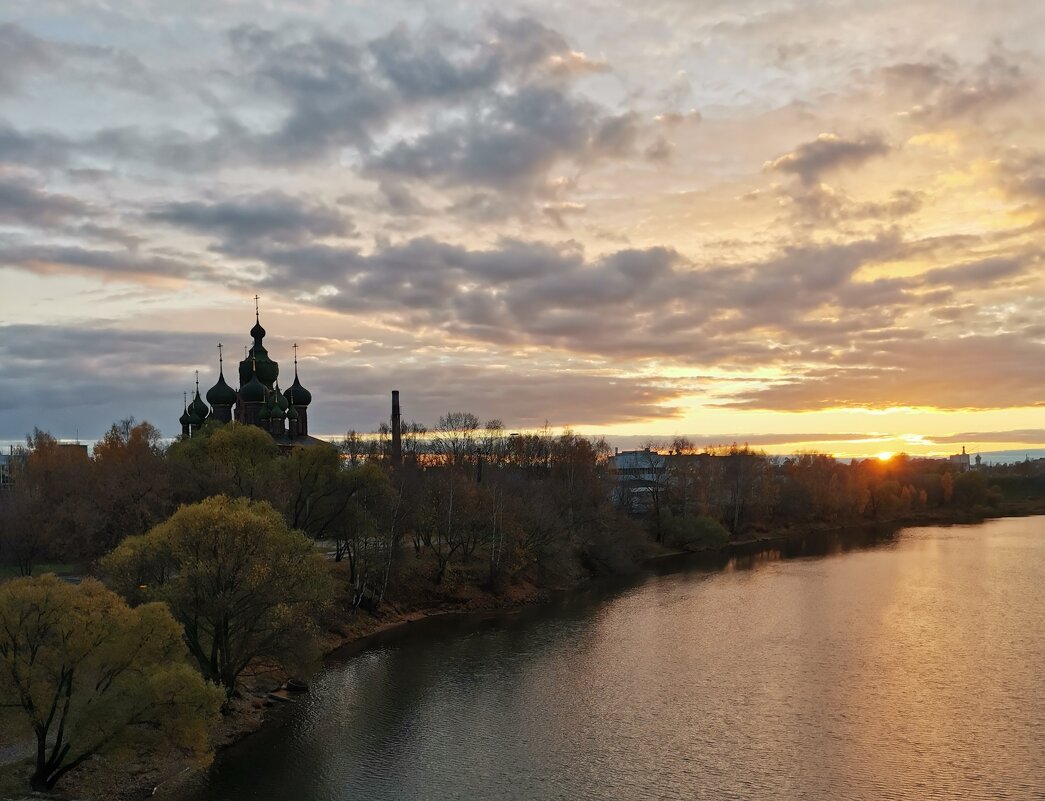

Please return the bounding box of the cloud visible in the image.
[315,361,685,432]
[607,432,896,451]
[920,256,1034,287]
[724,334,1045,411]
[224,14,625,178]
[781,183,924,227]
[644,136,674,162]
[930,429,1045,445]
[887,51,1031,124]
[366,86,639,193]
[0,23,55,94]
[148,191,353,243]
[220,232,910,365]
[0,323,687,439]
[996,150,1045,204]
[0,22,159,97]
[0,122,73,168]
[0,171,94,226]
[0,244,211,283]
[766,133,891,186]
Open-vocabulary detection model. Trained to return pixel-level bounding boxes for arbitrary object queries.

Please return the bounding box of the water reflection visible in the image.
[193,517,1044,801]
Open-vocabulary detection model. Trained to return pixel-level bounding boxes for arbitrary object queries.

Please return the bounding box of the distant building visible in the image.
[948,446,971,473]
[0,451,16,488]
[179,304,328,450]
[612,448,667,513]
[0,446,83,487]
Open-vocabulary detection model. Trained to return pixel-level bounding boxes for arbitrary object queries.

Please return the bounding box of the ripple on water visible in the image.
[200,517,1045,801]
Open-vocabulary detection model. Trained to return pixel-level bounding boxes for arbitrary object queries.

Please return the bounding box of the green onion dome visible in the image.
[287,405,300,421]
[186,408,203,427]
[259,402,271,421]
[179,405,191,427]
[240,371,267,404]
[189,389,209,421]
[206,369,238,407]
[238,346,279,389]
[289,373,312,406]
[274,384,289,413]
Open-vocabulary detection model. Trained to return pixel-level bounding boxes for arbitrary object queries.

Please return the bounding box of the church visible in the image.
[179,305,328,448]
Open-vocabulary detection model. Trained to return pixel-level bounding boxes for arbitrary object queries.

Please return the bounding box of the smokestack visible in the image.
[391,390,402,464]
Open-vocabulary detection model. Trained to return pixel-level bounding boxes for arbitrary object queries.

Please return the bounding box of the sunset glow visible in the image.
[0,1,1042,457]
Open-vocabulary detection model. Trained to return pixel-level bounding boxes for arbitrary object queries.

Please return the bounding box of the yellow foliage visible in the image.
[0,575,223,791]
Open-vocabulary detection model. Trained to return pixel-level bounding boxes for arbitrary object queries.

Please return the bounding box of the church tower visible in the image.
[179,296,323,449]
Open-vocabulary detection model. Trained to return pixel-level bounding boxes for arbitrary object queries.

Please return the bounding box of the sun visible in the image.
[876,451,894,461]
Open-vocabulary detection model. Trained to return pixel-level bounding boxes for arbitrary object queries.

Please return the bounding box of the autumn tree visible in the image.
[101,496,332,696]
[0,575,223,792]
[166,423,280,503]
[1,430,93,568]
[89,418,173,553]
[281,445,356,539]
[331,463,395,594]
[707,444,776,533]
[637,443,669,542]
[414,468,477,584]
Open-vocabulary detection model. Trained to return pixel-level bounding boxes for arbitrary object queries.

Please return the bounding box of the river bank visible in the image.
[183,515,1045,801]
[20,499,1045,801]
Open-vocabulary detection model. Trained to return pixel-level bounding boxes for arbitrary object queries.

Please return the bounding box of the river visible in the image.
[194,517,1044,800]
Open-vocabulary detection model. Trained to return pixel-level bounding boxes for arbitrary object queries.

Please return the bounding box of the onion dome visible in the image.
[179,403,191,427]
[289,348,312,406]
[259,402,271,421]
[289,374,311,406]
[186,407,203,427]
[240,362,267,404]
[238,302,279,388]
[287,405,300,421]
[207,372,237,406]
[189,390,209,421]
[239,349,278,389]
[207,346,238,406]
[274,384,289,413]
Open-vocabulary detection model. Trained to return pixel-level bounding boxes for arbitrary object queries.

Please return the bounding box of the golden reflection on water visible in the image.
[198,517,1045,801]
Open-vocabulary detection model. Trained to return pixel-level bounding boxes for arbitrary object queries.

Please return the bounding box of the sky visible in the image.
[0,0,1043,458]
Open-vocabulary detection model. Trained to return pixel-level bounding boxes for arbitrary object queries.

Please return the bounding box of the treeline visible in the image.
[0,414,1041,793]
[632,441,1031,548]
[0,414,645,793]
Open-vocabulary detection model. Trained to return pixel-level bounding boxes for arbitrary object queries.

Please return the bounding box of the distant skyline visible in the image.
[1,0,1043,457]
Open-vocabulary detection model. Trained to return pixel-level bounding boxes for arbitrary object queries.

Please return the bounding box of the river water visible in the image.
[195,517,1044,800]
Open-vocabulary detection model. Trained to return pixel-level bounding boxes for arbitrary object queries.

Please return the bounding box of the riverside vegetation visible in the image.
[1,416,1043,798]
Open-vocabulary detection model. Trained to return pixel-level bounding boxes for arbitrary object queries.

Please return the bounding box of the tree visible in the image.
[414,469,475,584]
[332,464,394,595]
[708,444,775,533]
[1,431,94,569]
[0,575,223,792]
[101,496,332,696]
[953,471,989,508]
[432,411,480,467]
[637,443,669,542]
[89,418,172,554]
[282,445,356,539]
[166,423,280,503]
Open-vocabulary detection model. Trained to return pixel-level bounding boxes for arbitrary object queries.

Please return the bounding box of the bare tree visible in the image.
[432,411,480,467]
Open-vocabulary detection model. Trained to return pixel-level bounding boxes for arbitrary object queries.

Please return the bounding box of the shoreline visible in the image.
[50,502,1045,800]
